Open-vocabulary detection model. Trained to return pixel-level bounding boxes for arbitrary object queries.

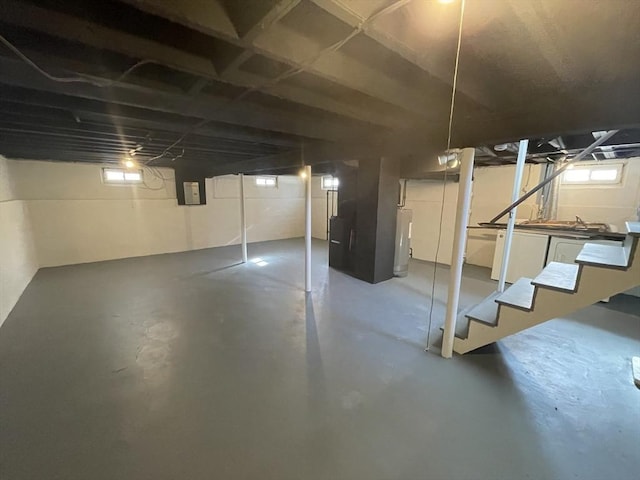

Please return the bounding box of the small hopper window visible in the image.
[102,168,142,184]
[321,176,339,190]
[561,163,623,185]
[255,176,277,187]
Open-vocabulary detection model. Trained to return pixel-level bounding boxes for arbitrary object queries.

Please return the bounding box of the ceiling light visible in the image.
[300,170,308,179]
[124,158,135,169]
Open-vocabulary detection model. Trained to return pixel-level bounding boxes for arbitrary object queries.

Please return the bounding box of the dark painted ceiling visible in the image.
[0,0,639,176]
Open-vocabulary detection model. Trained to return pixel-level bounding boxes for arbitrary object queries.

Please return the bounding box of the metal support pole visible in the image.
[441,147,475,358]
[305,165,312,292]
[239,173,248,263]
[497,139,529,292]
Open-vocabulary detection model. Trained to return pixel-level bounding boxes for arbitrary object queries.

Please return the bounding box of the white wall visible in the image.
[406,164,543,267]
[406,165,540,267]
[466,164,542,267]
[0,156,38,326]
[556,158,640,232]
[404,179,459,264]
[8,159,305,268]
[406,160,640,268]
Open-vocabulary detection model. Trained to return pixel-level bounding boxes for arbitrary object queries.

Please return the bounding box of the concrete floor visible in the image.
[1,238,639,480]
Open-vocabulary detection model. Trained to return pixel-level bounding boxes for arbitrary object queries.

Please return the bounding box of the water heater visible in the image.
[394,208,412,277]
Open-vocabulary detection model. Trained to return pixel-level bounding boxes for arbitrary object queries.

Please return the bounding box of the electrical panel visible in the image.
[183,181,201,205]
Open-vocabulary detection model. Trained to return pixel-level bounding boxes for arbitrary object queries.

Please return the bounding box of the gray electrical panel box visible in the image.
[183,181,201,205]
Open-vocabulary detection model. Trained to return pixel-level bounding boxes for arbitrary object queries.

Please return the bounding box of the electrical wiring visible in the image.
[141,0,414,166]
[139,166,173,191]
[143,120,211,165]
[3,0,413,168]
[425,0,466,351]
[0,33,155,88]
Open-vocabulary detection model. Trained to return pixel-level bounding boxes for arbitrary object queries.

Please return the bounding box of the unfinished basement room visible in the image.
[1,0,639,479]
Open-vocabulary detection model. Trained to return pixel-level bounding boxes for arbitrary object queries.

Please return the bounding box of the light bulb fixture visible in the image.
[438,152,458,166]
[124,158,135,169]
[438,149,462,168]
[300,170,308,179]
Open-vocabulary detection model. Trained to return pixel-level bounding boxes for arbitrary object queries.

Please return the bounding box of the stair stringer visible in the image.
[453,257,640,354]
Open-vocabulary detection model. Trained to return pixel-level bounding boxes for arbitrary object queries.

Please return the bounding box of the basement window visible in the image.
[255,176,277,187]
[321,175,339,190]
[102,168,143,184]
[561,163,623,185]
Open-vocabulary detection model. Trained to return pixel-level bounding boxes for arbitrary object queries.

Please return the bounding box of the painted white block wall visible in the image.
[0,156,38,326]
[8,159,305,268]
[466,164,542,268]
[406,164,542,267]
[407,160,640,268]
[556,158,640,232]
[404,179,459,264]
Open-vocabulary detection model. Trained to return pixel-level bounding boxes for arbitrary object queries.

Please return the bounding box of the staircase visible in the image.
[453,221,640,354]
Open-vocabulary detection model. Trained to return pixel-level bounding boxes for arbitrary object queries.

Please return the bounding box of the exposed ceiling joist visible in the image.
[0,56,374,143]
[0,0,401,130]
[222,69,409,129]
[1,0,219,77]
[214,0,301,76]
[252,24,455,120]
[1,0,639,173]
[310,0,495,109]
[0,89,303,148]
[120,0,239,40]
[113,0,450,120]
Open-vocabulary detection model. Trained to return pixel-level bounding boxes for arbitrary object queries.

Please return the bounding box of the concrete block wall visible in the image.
[0,157,306,324]
[466,164,543,267]
[556,159,640,232]
[406,159,640,268]
[0,156,38,326]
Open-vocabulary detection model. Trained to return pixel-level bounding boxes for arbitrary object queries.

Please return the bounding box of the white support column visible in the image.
[305,165,312,292]
[239,173,248,263]
[497,139,529,292]
[441,147,475,358]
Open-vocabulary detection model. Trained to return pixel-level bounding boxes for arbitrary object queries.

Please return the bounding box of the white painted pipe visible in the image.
[305,165,312,292]
[497,139,529,292]
[239,173,248,263]
[441,148,475,358]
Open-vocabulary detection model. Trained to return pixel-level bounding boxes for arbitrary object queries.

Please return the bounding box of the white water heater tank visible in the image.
[394,208,412,277]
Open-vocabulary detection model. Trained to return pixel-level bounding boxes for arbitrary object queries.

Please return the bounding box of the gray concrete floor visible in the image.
[1,238,639,480]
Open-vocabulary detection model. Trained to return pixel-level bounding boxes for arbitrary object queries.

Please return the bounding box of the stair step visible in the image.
[496,277,535,311]
[466,292,500,325]
[576,243,629,269]
[439,311,472,340]
[532,262,580,293]
[454,312,471,339]
[440,294,501,340]
[452,293,500,340]
[626,221,640,236]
